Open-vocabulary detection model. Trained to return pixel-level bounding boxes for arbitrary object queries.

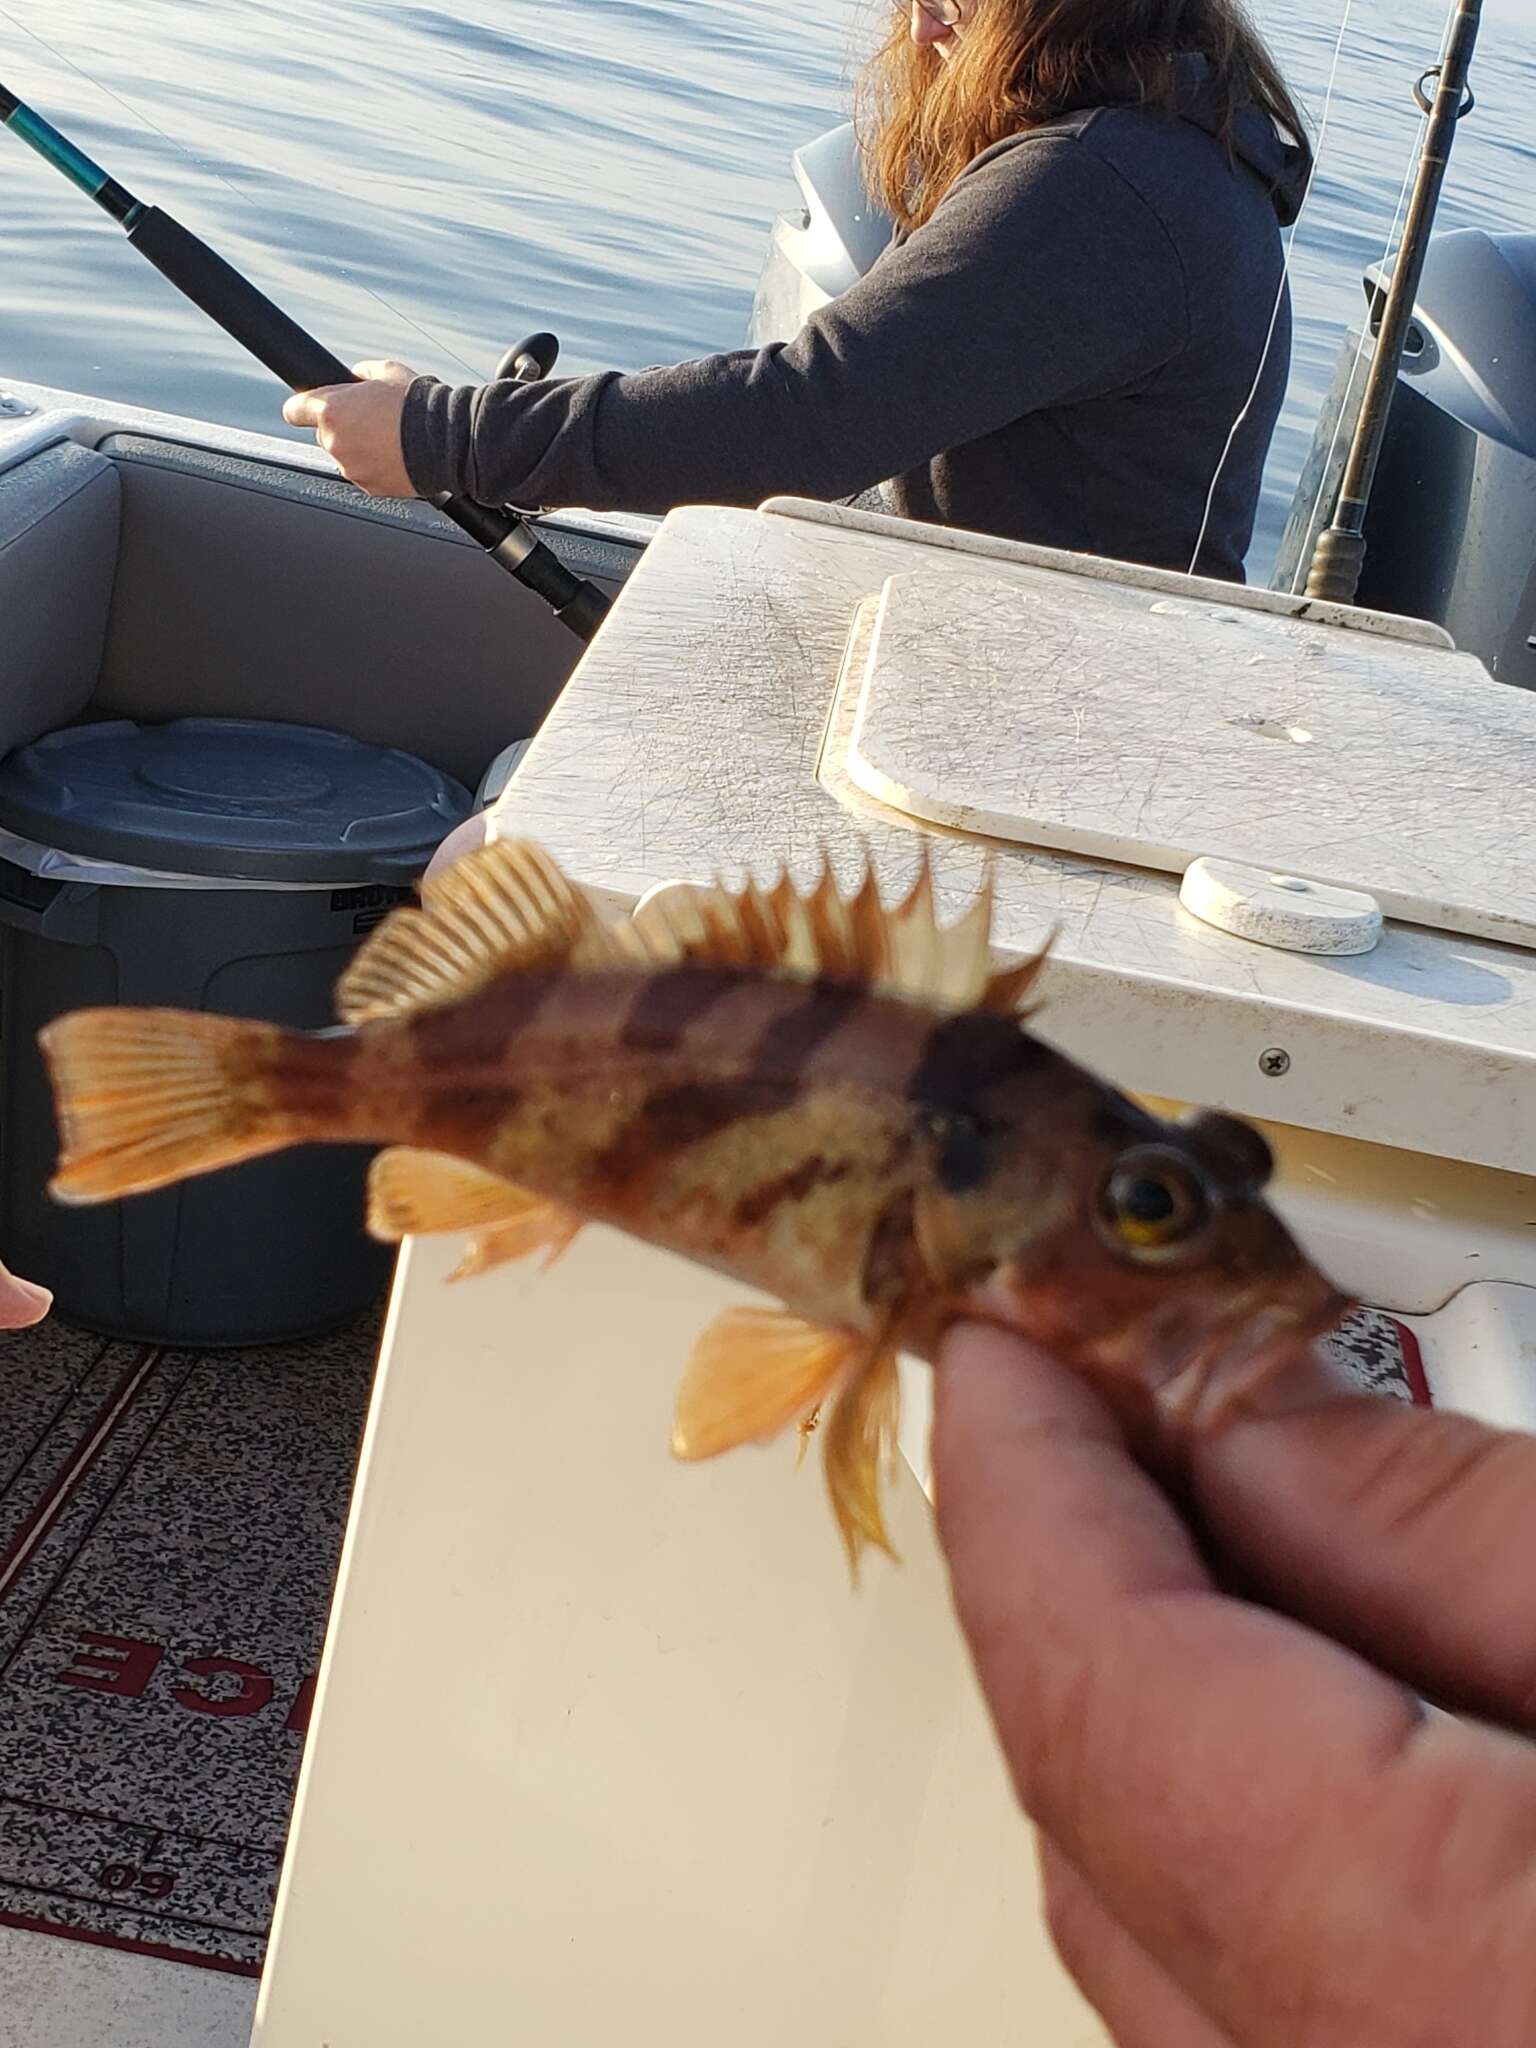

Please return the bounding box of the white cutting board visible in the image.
[846,567,1536,949]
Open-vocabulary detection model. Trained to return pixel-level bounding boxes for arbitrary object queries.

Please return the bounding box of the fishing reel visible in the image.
[490,334,560,519]
[495,332,559,384]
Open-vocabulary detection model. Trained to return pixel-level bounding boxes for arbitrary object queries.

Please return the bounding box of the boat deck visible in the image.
[0,1313,380,2046]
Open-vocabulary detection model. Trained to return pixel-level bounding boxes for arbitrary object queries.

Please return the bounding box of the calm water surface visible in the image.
[1,0,1532,575]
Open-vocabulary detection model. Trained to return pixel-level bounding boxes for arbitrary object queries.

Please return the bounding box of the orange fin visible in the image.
[672,1307,856,1462]
[366,1147,582,1277]
[41,1008,293,1204]
[448,1209,582,1282]
[981,926,1056,1015]
[336,838,647,1027]
[631,845,1046,1016]
[823,1343,903,1576]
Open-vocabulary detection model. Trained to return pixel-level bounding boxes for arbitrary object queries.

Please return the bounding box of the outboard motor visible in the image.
[750,124,891,346]
[1274,229,1536,690]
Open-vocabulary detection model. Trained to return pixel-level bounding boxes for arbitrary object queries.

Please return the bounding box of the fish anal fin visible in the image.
[336,838,629,1026]
[448,1207,583,1282]
[366,1146,582,1276]
[823,1341,904,1579]
[672,1308,855,1463]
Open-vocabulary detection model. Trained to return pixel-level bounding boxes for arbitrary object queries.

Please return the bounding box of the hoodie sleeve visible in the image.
[399,132,1190,514]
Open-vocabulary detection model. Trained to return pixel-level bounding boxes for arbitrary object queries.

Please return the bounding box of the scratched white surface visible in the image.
[847,566,1533,949]
[489,502,1536,1175]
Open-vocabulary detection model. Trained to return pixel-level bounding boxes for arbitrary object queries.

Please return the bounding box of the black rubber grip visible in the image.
[554,579,609,641]
[126,208,609,640]
[127,207,355,392]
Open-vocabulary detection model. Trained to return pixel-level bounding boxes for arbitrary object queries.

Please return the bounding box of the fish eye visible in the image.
[1095,1146,1212,1263]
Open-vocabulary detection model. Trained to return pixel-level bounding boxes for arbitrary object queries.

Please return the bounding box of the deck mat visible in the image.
[1321,1304,1431,1406]
[0,1313,379,1977]
[0,1297,1422,1979]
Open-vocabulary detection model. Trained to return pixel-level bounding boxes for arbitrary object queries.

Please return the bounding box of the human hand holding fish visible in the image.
[936,1319,1536,2045]
[39,836,1351,1571]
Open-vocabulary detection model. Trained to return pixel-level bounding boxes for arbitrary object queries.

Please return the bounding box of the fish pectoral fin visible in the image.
[366,1148,582,1277]
[672,1308,856,1463]
[823,1340,903,1577]
[336,838,635,1027]
[41,1008,293,1205]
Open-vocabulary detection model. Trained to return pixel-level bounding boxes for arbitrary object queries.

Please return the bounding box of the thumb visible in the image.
[1191,1394,1536,1729]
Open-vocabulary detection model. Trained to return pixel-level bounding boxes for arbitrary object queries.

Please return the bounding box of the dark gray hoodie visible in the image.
[401,57,1310,581]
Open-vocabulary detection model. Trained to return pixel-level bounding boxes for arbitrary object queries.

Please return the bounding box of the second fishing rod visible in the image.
[0,79,610,641]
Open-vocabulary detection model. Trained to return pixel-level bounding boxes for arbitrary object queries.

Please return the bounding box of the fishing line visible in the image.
[0,0,486,382]
[1183,0,1359,579]
[1284,111,1425,595]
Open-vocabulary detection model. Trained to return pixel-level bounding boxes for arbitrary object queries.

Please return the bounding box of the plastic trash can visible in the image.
[0,717,472,1346]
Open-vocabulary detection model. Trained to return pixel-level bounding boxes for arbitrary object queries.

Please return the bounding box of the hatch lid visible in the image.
[845,566,1534,948]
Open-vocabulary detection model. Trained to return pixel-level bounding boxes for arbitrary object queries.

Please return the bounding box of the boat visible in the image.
[0,89,1534,2048]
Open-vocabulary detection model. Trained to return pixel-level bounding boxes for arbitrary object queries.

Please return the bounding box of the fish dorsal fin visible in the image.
[338,834,1048,1028]
[336,837,643,1026]
[981,926,1056,1016]
[630,846,1021,1014]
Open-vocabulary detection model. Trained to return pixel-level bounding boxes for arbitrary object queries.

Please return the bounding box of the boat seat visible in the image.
[88,435,618,788]
[0,442,119,760]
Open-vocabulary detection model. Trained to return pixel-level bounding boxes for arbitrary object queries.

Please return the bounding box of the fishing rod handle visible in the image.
[435,493,608,641]
[127,207,355,392]
[129,209,607,639]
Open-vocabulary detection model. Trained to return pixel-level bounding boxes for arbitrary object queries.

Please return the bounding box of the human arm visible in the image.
[932,1322,1536,2047]
[287,136,1188,510]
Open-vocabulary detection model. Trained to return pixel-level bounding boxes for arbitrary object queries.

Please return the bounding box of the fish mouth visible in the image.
[954,1263,1356,1434]
[1145,1285,1357,1432]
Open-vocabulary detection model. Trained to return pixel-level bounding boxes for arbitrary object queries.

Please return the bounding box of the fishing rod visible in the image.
[1303,0,1482,606]
[0,80,610,642]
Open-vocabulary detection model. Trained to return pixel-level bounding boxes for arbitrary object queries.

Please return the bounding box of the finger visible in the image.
[282,387,338,428]
[931,1323,1536,2046]
[1190,1395,1536,1732]
[351,359,415,385]
[1037,1839,1236,2048]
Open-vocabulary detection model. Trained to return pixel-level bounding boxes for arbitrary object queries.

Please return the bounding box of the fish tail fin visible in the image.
[823,1343,903,1580]
[42,1008,302,1204]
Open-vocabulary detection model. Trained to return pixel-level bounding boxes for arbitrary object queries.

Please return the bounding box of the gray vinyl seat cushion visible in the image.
[0,442,120,760]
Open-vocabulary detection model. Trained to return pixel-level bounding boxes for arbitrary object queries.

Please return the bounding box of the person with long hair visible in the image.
[288,0,1311,581]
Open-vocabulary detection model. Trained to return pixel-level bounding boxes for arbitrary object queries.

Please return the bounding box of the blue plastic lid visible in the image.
[0,718,474,883]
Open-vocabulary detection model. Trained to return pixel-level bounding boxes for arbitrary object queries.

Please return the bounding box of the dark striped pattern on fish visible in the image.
[40,838,1352,1570]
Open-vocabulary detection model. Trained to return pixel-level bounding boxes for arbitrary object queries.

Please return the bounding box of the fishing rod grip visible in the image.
[128,208,608,640]
[432,493,608,641]
[127,207,355,391]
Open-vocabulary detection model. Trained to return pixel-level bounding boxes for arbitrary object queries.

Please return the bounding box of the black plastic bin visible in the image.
[0,718,473,1346]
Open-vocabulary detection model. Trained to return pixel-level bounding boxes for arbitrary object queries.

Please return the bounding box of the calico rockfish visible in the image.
[41,838,1350,1567]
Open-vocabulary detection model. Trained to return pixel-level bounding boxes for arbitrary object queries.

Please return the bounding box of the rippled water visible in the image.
[1,0,1532,576]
